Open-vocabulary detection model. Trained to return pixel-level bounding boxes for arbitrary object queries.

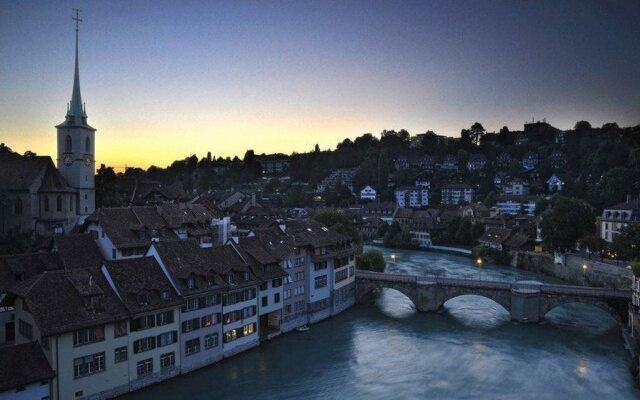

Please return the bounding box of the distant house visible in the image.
[496,152,513,167]
[478,227,531,251]
[441,184,473,205]
[0,342,55,399]
[360,202,397,222]
[496,196,536,215]
[521,152,539,171]
[440,154,459,171]
[550,150,565,169]
[257,154,290,175]
[467,154,488,171]
[502,179,529,196]
[598,198,640,242]
[395,186,429,208]
[360,186,377,201]
[493,171,507,189]
[394,156,410,170]
[546,174,564,193]
[420,155,436,171]
[415,177,430,188]
[515,132,528,145]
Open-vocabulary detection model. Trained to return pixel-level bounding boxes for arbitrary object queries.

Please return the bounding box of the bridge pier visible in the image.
[510,288,541,323]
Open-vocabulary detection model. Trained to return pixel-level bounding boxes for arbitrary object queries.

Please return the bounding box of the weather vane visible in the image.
[72,8,82,32]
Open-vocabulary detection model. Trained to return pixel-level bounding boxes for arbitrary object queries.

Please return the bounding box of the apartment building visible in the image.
[441,184,474,205]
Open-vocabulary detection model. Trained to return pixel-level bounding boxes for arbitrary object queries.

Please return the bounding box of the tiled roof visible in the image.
[237,237,288,281]
[285,219,349,248]
[103,257,182,315]
[0,252,62,292]
[8,267,129,336]
[0,153,74,193]
[0,342,55,391]
[54,233,104,269]
[478,227,513,245]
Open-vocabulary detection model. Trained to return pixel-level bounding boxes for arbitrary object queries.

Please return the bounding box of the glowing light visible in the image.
[476,257,483,266]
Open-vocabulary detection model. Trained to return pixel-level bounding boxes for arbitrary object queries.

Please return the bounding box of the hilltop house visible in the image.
[360,186,377,201]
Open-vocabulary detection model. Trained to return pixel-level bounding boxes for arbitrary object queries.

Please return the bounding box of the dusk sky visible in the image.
[1,1,639,169]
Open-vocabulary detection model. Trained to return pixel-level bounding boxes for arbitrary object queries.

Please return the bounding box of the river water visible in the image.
[122,247,639,399]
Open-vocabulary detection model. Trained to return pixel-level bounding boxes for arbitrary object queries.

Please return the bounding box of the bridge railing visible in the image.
[355,270,631,299]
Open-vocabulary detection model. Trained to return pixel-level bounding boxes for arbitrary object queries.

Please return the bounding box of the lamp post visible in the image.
[582,263,588,282]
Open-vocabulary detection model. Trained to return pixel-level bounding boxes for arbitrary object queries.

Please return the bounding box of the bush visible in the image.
[631,260,640,278]
[357,249,386,272]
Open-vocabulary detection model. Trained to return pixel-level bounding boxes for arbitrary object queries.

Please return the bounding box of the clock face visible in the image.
[84,156,92,167]
[63,154,73,166]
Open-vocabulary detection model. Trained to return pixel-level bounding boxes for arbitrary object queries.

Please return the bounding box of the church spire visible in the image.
[68,8,85,124]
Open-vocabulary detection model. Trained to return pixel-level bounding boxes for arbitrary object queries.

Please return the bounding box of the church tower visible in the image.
[56,9,96,217]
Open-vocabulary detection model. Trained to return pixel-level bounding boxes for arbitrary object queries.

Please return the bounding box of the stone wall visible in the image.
[512,251,633,289]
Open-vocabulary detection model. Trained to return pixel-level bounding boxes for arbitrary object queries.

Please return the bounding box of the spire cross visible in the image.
[72,8,82,32]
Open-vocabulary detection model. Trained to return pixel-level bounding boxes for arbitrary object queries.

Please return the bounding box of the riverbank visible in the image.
[365,241,472,258]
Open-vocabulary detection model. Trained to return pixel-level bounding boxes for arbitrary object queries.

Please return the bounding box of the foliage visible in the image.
[540,196,595,252]
[314,211,361,243]
[95,164,121,207]
[630,260,640,278]
[357,249,386,272]
[383,221,412,248]
[611,224,640,261]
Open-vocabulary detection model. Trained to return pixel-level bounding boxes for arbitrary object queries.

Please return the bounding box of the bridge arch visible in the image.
[356,278,419,309]
[541,297,623,323]
[436,287,511,313]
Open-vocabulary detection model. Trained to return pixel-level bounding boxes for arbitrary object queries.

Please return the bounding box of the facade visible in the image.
[546,174,564,193]
[496,152,513,167]
[360,185,377,201]
[0,153,78,237]
[598,199,640,242]
[496,196,536,215]
[502,179,529,196]
[441,184,473,205]
[440,154,459,171]
[521,152,539,171]
[629,274,640,337]
[395,186,429,208]
[316,169,355,193]
[467,154,488,171]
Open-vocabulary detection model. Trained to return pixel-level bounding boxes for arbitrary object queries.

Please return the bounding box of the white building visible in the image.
[395,186,429,208]
[360,186,377,201]
[598,199,640,242]
[547,174,564,193]
[441,184,473,205]
[496,196,536,215]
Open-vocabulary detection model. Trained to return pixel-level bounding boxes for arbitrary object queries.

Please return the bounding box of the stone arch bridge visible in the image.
[356,270,631,323]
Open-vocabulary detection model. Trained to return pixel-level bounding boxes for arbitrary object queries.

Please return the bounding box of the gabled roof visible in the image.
[478,227,513,245]
[0,252,62,292]
[103,257,182,315]
[285,219,349,248]
[0,342,55,391]
[237,237,288,281]
[55,233,104,269]
[0,153,74,193]
[8,267,129,336]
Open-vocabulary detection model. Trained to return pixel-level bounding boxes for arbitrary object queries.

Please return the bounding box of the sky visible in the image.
[1,1,639,169]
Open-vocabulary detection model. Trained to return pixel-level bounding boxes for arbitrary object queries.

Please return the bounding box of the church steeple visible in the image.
[59,8,93,129]
[68,8,84,124]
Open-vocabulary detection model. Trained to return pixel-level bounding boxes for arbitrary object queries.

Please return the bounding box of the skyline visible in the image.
[1,1,640,169]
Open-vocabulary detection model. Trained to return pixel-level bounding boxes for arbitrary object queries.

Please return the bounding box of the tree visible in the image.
[357,249,386,272]
[540,196,595,252]
[314,144,320,153]
[611,224,640,261]
[460,129,471,145]
[483,191,497,207]
[470,122,486,145]
[95,164,120,207]
[455,218,473,245]
[314,211,361,243]
[630,260,640,278]
[574,120,592,131]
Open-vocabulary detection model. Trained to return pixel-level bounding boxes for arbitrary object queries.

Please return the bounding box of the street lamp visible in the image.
[476,257,483,267]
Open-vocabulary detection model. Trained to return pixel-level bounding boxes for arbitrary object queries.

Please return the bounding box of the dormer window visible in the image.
[187,277,195,290]
[162,287,170,301]
[244,271,249,281]
[137,292,149,305]
[90,295,104,312]
[227,274,234,285]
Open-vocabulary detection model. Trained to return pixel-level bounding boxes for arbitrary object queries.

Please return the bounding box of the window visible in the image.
[136,359,153,378]
[260,282,268,291]
[73,352,105,378]
[14,198,22,215]
[274,293,280,303]
[314,275,327,289]
[201,313,219,327]
[224,329,237,343]
[156,311,174,326]
[56,195,62,212]
[242,306,256,318]
[114,346,128,363]
[44,196,49,212]
[272,278,282,287]
[182,298,198,313]
[185,338,200,356]
[161,288,170,301]
[204,333,219,349]
[85,136,90,153]
[181,318,201,333]
[114,321,127,337]
[262,296,268,307]
[112,249,116,259]
[65,135,72,153]
[284,289,291,299]
[18,319,32,340]
[73,326,104,346]
[295,271,305,281]
[160,352,175,370]
[131,315,155,331]
[156,331,177,347]
[187,277,195,290]
[314,262,327,271]
[335,269,348,283]
[133,336,156,354]
[70,196,74,212]
[243,323,256,336]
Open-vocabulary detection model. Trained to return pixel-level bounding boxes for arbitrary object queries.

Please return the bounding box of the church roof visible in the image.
[0,152,75,193]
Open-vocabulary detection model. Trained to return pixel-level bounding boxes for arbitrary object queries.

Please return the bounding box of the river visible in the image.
[121,247,639,399]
